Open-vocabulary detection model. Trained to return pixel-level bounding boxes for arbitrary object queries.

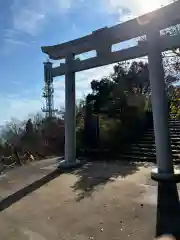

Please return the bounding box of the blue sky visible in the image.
[0,0,171,125]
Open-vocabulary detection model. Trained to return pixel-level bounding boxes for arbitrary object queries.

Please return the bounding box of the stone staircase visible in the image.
[121,118,180,163]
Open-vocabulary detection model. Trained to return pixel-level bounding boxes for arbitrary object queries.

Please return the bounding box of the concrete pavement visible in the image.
[0,159,180,239]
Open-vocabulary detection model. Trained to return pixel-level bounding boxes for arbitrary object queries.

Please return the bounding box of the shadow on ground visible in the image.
[156,182,180,239]
[72,161,144,201]
[0,169,62,212]
[0,160,148,212]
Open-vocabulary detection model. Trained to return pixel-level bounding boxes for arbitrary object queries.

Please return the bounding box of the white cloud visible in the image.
[2,29,36,54]
[53,78,65,109]
[104,0,173,22]
[2,37,35,56]
[10,80,21,85]
[0,96,42,125]
[4,38,32,46]
[4,29,20,39]
[13,9,45,36]
[10,0,80,36]
[3,0,79,52]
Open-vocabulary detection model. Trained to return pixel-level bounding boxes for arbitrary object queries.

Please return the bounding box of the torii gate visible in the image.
[42,1,180,182]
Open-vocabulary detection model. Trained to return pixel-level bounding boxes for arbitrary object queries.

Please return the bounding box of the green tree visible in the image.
[87,61,150,118]
[78,61,152,153]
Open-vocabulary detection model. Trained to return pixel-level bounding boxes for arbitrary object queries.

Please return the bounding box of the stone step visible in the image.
[169,124,180,127]
[129,150,180,159]
[121,154,180,161]
[139,137,180,142]
[139,140,154,143]
[170,138,180,142]
[121,154,155,161]
[141,138,154,141]
[169,118,180,121]
[169,129,180,131]
[129,152,156,157]
[135,142,180,148]
[132,146,180,152]
[144,127,180,131]
[129,147,180,154]
[132,141,180,146]
[142,135,180,140]
[144,130,180,133]
[131,146,155,150]
[131,146,180,152]
[122,119,180,163]
[143,131,153,134]
[131,143,155,147]
[171,138,180,142]
[169,120,180,122]
[169,131,180,134]
[142,134,180,139]
[169,132,180,135]
[148,127,180,130]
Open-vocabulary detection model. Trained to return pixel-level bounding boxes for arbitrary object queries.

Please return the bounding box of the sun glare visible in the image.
[137,0,172,14]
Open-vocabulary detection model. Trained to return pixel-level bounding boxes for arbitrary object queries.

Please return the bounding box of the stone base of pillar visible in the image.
[151,167,180,183]
[57,159,84,170]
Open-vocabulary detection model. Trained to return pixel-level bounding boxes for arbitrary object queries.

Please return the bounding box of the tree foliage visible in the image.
[86,61,150,119]
[75,61,154,154]
[0,113,65,158]
[169,86,180,118]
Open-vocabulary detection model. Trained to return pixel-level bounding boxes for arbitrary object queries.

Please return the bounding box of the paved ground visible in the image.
[0,159,180,240]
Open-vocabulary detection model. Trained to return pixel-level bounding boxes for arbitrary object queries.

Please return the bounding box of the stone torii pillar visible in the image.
[147,27,179,181]
[58,54,81,168]
[65,54,76,163]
